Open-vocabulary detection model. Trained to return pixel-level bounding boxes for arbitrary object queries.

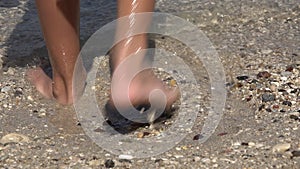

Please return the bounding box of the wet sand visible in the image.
[0,0,300,168]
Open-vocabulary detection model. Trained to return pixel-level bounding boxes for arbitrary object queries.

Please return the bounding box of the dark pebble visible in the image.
[282,100,292,106]
[286,65,294,72]
[272,105,279,109]
[251,79,259,83]
[262,93,275,102]
[286,82,294,88]
[164,77,173,81]
[105,159,115,168]
[241,142,249,146]
[234,82,243,88]
[242,154,253,159]
[259,104,265,111]
[218,132,228,136]
[14,90,23,97]
[225,82,234,87]
[236,75,249,81]
[266,108,272,112]
[154,159,163,163]
[291,89,298,93]
[278,89,287,92]
[0,1,21,8]
[119,159,132,163]
[52,158,59,162]
[258,128,264,131]
[289,115,299,121]
[272,118,279,123]
[292,151,300,157]
[257,71,271,78]
[246,95,252,102]
[193,134,204,140]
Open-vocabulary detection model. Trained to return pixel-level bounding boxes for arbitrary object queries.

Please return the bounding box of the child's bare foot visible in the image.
[26,67,74,105]
[108,68,179,122]
[26,67,54,99]
[128,69,179,110]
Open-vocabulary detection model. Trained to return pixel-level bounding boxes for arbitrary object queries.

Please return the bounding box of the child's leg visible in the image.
[109,0,178,111]
[110,0,155,71]
[27,0,80,105]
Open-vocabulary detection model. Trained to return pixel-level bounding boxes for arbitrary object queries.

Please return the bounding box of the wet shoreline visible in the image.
[0,0,300,168]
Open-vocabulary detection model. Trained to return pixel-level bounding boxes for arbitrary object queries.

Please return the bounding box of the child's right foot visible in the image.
[108,68,179,122]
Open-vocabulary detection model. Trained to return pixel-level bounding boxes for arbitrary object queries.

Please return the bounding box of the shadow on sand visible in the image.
[1,0,117,72]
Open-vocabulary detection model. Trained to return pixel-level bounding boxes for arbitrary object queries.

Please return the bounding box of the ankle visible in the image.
[53,88,73,105]
[52,77,74,105]
[110,34,148,71]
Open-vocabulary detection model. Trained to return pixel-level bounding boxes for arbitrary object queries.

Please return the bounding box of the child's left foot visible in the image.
[26,67,54,100]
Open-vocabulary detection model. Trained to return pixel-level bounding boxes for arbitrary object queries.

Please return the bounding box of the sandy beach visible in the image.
[0,0,299,168]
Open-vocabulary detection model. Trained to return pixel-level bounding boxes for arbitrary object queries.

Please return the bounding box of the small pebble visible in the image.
[290,115,299,121]
[285,65,294,72]
[181,146,188,150]
[281,71,292,77]
[194,156,201,162]
[282,100,292,106]
[248,142,256,146]
[0,133,30,145]
[193,134,204,140]
[217,132,228,136]
[262,93,275,102]
[38,112,46,118]
[136,131,150,138]
[6,67,15,75]
[236,75,249,81]
[233,142,241,146]
[234,82,243,88]
[136,132,144,138]
[201,158,211,163]
[170,79,177,87]
[174,155,183,158]
[270,85,276,92]
[27,96,33,101]
[261,49,272,54]
[241,142,249,146]
[14,90,23,97]
[105,159,115,168]
[291,151,300,157]
[119,154,133,160]
[280,76,288,81]
[1,86,11,93]
[257,71,271,78]
[272,143,291,153]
